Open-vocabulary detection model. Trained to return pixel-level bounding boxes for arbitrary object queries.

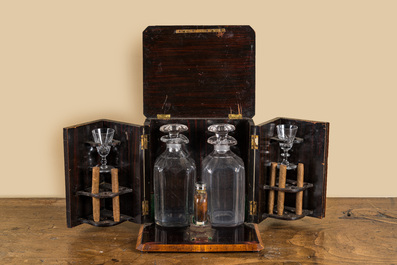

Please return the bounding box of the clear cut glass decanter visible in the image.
[202,124,245,227]
[154,124,196,227]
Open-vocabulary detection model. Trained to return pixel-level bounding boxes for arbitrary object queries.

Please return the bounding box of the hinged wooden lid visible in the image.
[143,26,255,119]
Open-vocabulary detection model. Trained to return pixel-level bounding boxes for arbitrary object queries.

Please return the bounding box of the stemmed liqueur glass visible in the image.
[276,124,298,170]
[92,128,115,172]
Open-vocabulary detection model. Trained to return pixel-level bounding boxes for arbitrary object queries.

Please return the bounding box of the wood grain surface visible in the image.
[0,198,396,264]
[143,26,255,119]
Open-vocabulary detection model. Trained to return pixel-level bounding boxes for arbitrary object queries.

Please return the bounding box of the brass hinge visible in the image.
[249,201,257,216]
[228,113,242,119]
[142,200,149,216]
[157,114,171,120]
[251,135,258,150]
[141,135,148,150]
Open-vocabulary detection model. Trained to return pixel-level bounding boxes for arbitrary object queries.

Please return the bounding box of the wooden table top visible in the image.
[0,198,396,264]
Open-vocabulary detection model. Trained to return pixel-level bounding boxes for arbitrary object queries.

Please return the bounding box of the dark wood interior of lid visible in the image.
[143,26,255,118]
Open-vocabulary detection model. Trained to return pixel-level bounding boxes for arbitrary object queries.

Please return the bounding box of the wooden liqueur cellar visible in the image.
[63,26,329,252]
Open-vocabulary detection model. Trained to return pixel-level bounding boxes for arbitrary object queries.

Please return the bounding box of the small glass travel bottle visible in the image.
[194,182,208,226]
[202,124,245,227]
[154,124,196,227]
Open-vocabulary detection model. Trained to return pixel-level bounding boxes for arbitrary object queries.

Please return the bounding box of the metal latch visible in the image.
[157,114,171,120]
[141,135,148,150]
[249,201,257,216]
[251,135,258,150]
[142,200,149,216]
[228,113,242,119]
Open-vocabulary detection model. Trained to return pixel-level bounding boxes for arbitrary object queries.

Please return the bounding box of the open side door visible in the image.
[64,119,149,227]
[255,117,329,222]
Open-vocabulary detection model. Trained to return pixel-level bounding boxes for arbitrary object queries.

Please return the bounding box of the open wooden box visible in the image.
[64,26,329,252]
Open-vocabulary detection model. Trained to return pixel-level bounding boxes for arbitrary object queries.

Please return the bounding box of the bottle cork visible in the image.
[268,162,277,214]
[111,168,120,222]
[295,163,304,215]
[92,167,100,222]
[277,164,287,216]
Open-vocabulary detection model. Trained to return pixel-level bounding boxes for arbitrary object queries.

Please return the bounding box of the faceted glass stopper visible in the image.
[207,124,237,146]
[160,123,189,144]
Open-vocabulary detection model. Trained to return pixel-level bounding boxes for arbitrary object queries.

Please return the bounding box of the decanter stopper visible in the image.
[160,124,189,144]
[207,124,237,148]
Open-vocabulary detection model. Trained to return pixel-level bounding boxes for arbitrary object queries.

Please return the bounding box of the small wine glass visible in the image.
[276,124,298,170]
[92,128,115,172]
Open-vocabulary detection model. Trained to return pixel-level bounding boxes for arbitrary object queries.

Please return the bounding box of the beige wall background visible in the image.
[0,0,396,197]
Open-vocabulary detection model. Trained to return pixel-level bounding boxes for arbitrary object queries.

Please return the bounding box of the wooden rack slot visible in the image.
[264,163,313,220]
[78,210,133,227]
[76,183,132,198]
[263,206,313,221]
[263,179,313,193]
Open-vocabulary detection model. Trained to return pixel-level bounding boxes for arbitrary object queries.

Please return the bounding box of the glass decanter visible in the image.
[154,124,196,227]
[202,124,245,227]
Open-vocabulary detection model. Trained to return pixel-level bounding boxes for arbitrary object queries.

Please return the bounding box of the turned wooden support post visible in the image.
[92,167,100,222]
[111,168,120,222]
[296,163,304,215]
[277,164,287,216]
[268,162,277,214]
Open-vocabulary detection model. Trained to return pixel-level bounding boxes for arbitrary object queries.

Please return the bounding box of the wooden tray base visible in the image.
[136,223,264,252]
